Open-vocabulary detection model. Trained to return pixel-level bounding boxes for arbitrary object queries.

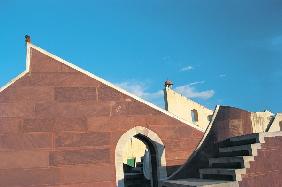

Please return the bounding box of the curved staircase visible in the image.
[163,132,281,187]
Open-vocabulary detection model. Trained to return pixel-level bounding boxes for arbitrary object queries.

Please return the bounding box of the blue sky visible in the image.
[0,0,282,113]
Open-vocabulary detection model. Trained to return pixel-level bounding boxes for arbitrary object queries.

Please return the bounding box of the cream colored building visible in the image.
[163,83,213,131]
[249,110,282,133]
[251,110,274,133]
[266,112,282,132]
[123,137,147,165]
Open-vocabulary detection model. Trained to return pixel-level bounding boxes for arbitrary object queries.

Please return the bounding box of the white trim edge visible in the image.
[0,45,31,93]
[5,43,203,132]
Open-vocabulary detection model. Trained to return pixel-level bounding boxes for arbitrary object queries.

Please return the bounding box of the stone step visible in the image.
[124,172,144,180]
[124,172,150,187]
[136,162,143,168]
[218,143,261,157]
[199,168,246,181]
[163,178,239,187]
[131,167,142,173]
[126,180,150,187]
[218,133,262,148]
[209,156,254,168]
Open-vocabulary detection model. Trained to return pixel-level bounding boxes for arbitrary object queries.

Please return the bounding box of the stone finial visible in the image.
[25,35,31,43]
[164,80,173,88]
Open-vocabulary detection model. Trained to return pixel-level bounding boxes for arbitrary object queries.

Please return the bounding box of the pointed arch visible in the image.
[115,126,167,187]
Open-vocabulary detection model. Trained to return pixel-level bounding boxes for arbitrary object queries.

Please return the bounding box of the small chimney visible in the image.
[25,35,31,43]
[164,80,173,88]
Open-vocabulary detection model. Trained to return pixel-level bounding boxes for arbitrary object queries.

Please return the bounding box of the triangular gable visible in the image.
[0,43,204,132]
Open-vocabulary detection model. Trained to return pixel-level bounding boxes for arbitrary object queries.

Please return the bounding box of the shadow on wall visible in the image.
[165,165,182,177]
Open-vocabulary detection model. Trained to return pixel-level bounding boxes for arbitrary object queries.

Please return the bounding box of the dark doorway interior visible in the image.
[123,133,158,187]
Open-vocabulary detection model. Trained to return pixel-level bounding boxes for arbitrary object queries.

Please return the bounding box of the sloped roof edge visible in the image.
[0,45,31,93]
[0,43,204,132]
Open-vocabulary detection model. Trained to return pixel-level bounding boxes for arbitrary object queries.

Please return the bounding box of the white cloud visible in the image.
[189,81,205,86]
[116,81,146,98]
[115,81,163,101]
[219,74,226,78]
[116,80,214,106]
[180,65,193,72]
[175,84,215,100]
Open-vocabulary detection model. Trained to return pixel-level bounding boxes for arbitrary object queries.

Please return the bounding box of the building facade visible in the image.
[0,42,204,187]
[164,86,213,131]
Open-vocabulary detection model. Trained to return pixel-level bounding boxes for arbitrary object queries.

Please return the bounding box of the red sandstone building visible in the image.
[0,41,281,187]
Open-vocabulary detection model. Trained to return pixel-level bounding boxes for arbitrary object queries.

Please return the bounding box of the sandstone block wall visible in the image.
[0,45,204,187]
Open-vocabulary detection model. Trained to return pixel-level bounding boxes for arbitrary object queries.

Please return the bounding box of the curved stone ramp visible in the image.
[161,106,254,186]
[165,106,253,180]
[163,131,282,187]
[163,133,258,187]
[162,105,221,182]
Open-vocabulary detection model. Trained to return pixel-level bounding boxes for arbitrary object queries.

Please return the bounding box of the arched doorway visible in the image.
[115,126,167,187]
